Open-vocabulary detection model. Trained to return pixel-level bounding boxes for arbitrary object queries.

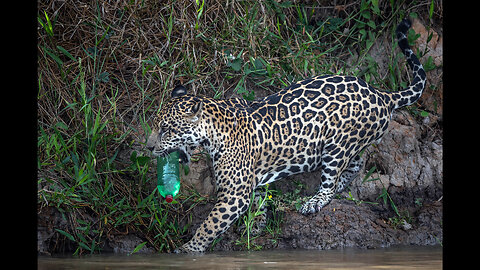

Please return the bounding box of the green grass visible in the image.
[38,0,440,254]
[235,184,276,250]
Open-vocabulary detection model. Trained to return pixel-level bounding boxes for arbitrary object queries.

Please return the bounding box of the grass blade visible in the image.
[129,241,147,255]
[57,45,77,62]
[55,229,75,242]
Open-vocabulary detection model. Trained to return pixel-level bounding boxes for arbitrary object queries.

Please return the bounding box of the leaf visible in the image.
[235,78,246,94]
[55,229,75,242]
[423,56,436,72]
[370,0,380,15]
[377,188,388,205]
[367,20,376,29]
[429,0,435,20]
[96,71,110,83]
[78,241,92,252]
[362,166,377,183]
[130,151,138,163]
[39,10,54,37]
[242,90,255,101]
[361,10,371,20]
[227,58,242,72]
[57,45,77,62]
[55,121,69,130]
[43,46,63,66]
[38,16,47,35]
[129,241,147,255]
[420,110,429,117]
[390,199,399,216]
[407,29,421,46]
[136,156,151,166]
[359,29,366,40]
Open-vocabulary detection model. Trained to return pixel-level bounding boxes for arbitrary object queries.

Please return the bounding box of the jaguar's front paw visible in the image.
[173,242,205,254]
[299,199,318,215]
[300,196,330,215]
[173,247,185,254]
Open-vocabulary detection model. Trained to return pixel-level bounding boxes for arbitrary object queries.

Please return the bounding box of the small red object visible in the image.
[165,195,174,203]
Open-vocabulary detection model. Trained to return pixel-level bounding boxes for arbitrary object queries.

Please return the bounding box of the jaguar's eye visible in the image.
[159,124,170,138]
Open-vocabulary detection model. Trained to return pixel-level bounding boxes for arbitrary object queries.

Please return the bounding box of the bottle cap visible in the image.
[165,194,174,203]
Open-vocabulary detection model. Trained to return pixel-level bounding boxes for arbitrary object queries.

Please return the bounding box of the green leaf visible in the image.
[57,45,77,62]
[362,166,377,183]
[423,56,437,72]
[361,10,371,20]
[136,156,151,166]
[429,0,435,20]
[97,71,110,83]
[359,29,367,40]
[55,229,75,242]
[377,187,388,205]
[55,121,69,130]
[235,78,246,94]
[130,151,138,163]
[420,110,429,117]
[227,58,242,72]
[40,10,54,37]
[78,241,92,252]
[407,29,421,46]
[43,46,63,66]
[129,241,147,255]
[371,0,380,15]
[242,90,255,101]
[367,20,376,29]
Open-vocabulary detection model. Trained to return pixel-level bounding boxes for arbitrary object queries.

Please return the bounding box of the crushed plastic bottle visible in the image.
[156,151,181,203]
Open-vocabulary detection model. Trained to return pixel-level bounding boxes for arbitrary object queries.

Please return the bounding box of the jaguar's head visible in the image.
[146,85,203,164]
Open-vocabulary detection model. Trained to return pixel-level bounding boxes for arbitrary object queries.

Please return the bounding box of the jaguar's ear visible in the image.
[171,85,187,98]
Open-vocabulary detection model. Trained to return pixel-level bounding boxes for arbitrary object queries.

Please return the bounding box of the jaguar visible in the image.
[146,18,426,253]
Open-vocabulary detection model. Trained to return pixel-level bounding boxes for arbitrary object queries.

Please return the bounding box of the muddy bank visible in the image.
[210,200,442,252]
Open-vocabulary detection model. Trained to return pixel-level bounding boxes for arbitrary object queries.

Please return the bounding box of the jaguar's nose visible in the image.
[147,145,154,151]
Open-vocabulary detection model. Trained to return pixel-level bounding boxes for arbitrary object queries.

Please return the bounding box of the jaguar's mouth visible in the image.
[177,149,189,164]
[153,148,189,165]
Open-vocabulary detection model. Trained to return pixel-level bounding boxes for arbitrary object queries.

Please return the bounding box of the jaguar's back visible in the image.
[249,75,393,187]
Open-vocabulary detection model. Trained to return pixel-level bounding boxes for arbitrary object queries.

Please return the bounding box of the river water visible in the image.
[38,245,442,270]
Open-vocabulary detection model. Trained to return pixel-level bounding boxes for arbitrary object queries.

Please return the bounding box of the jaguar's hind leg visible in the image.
[300,155,340,215]
[300,148,361,215]
[336,154,363,193]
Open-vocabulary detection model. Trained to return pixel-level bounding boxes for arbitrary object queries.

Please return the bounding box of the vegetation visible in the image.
[38,0,441,254]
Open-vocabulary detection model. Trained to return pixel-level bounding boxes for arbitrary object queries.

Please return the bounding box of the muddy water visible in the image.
[38,245,442,270]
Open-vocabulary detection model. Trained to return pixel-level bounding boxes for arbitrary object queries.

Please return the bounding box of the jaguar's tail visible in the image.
[391,18,426,110]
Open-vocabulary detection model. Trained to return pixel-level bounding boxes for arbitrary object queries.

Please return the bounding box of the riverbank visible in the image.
[37,0,442,255]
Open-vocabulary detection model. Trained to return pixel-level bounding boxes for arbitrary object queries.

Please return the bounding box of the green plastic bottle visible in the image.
[156,151,181,203]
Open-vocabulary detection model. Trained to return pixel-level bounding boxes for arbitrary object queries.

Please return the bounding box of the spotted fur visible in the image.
[146,18,426,253]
